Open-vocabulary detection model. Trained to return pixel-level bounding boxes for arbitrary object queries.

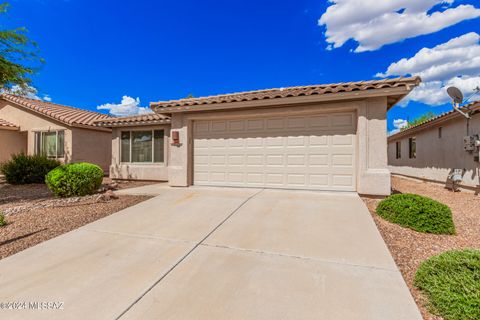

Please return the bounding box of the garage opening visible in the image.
[193,112,357,191]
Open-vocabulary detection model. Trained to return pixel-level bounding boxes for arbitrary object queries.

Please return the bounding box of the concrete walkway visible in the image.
[0,187,422,320]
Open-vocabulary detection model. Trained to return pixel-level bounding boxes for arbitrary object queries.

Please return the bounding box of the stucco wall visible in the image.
[109,125,170,181]
[388,114,480,189]
[0,101,71,159]
[168,98,390,196]
[71,127,112,172]
[0,100,112,169]
[0,129,27,163]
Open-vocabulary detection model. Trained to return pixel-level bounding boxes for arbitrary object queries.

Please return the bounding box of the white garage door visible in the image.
[193,112,357,191]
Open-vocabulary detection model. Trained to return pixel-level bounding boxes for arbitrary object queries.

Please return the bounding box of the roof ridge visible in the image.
[0,94,113,129]
[1,94,108,117]
[151,76,421,108]
[389,100,480,138]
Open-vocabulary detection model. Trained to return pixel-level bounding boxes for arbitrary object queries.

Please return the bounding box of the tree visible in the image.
[0,2,43,93]
[403,112,436,130]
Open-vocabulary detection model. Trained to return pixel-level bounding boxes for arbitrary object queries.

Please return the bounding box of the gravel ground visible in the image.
[362,175,480,320]
[0,178,156,260]
[0,195,151,259]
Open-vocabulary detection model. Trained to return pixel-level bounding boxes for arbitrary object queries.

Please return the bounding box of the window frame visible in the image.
[34,130,65,159]
[409,137,416,159]
[395,141,401,159]
[120,129,165,164]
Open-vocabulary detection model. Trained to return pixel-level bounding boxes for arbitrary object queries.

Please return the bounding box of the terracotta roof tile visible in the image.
[151,76,421,110]
[388,100,480,140]
[0,118,18,130]
[95,113,171,127]
[1,94,112,128]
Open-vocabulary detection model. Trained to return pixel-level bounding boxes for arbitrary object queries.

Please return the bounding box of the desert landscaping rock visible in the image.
[362,175,480,320]
[0,178,157,260]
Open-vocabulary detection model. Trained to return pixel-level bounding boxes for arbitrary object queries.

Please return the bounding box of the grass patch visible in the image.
[376,193,455,234]
[414,249,480,320]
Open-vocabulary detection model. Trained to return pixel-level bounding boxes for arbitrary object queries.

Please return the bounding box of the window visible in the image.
[409,137,416,159]
[121,130,164,163]
[438,127,442,138]
[396,141,401,159]
[34,131,65,159]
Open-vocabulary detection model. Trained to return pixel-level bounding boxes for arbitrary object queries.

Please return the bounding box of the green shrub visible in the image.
[414,249,480,320]
[0,213,6,227]
[376,193,455,234]
[0,154,60,184]
[45,162,104,197]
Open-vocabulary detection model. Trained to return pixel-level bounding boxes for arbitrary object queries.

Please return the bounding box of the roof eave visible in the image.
[388,112,459,141]
[71,123,112,132]
[388,101,480,141]
[95,120,172,128]
[151,86,415,113]
[0,126,20,131]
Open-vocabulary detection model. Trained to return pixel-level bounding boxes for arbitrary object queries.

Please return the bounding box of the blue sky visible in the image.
[3,0,480,132]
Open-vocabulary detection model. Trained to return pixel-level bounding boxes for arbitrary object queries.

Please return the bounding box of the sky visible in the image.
[2,0,480,132]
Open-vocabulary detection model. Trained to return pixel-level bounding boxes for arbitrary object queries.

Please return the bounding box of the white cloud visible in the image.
[2,84,52,102]
[377,32,480,81]
[403,76,480,106]
[97,96,153,117]
[390,118,409,135]
[378,33,480,106]
[319,0,480,52]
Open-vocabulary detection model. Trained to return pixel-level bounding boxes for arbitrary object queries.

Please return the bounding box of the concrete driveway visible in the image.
[0,186,422,320]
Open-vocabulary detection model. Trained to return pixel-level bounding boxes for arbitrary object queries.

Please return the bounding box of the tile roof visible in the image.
[95,113,171,127]
[0,118,18,130]
[151,76,421,110]
[388,100,480,140]
[0,94,112,128]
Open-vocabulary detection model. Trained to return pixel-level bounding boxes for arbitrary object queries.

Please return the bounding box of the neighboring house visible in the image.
[0,94,113,171]
[388,101,480,190]
[97,77,420,196]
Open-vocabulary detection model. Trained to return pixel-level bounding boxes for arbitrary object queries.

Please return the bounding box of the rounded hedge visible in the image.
[1,154,60,184]
[376,193,455,234]
[414,249,480,320]
[46,162,104,197]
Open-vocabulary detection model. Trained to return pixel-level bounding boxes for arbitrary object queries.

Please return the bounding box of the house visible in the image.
[388,100,480,191]
[0,94,113,171]
[96,77,421,196]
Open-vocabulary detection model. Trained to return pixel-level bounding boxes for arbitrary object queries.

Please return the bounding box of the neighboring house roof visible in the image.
[151,76,421,112]
[388,100,480,141]
[0,118,19,131]
[95,113,171,127]
[0,94,112,130]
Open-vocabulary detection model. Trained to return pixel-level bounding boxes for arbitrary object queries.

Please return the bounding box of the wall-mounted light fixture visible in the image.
[171,130,180,145]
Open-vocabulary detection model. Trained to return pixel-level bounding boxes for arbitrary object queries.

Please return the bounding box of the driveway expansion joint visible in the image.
[200,243,399,273]
[115,188,265,320]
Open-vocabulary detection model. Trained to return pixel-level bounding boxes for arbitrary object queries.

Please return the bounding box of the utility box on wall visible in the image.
[464,135,476,151]
[463,134,480,162]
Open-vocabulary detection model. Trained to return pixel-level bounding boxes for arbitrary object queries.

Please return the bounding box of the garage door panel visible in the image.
[193,112,356,191]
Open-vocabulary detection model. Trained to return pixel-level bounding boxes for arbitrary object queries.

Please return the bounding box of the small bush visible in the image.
[46,162,104,197]
[0,213,6,227]
[414,249,480,320]
[376,193,455,234]
[0,154,60,184]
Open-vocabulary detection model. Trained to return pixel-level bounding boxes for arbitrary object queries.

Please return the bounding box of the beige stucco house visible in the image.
[0,94,112,171]
[388,101,480,191]
[97,77,420,196]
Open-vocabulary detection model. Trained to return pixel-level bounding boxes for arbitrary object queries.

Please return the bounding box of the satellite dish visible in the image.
[447,87,464,104]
